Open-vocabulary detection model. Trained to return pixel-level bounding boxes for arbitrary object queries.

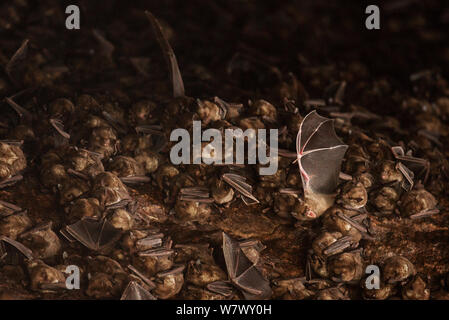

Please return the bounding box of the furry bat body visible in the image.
[296,110,348,219]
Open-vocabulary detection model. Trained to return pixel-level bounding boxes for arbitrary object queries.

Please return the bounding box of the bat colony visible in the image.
[0,6,357,301]
[169,111,348,213]
[170,121,279,175]
[150,9,349,198]
[147,12,347,299]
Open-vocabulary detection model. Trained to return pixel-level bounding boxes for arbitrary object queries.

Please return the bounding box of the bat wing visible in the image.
[5,39,29,85]
[0,236,34,260]
[300,146,348,194]
[296,111,348,194]
[222,233,272,299]
[66,219,95,249]
[121,281,156,300]
[66,218,121,251]
[97,219,123,249]
[206,281,234,297]
[145,11,185,98]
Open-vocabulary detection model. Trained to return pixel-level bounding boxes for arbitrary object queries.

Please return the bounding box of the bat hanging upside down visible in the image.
[294,110,348,220]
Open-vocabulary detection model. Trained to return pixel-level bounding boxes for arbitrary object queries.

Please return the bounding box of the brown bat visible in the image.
[296,110,348,219]
[222,233,272,299]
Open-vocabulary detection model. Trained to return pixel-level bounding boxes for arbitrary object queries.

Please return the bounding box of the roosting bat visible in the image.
[222,233,272,299]
[296,110,348,219]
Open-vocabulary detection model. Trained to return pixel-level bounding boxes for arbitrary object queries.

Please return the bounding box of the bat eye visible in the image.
[306,210,316,219]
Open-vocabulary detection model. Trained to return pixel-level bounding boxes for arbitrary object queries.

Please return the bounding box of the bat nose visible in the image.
[306,210,316,218]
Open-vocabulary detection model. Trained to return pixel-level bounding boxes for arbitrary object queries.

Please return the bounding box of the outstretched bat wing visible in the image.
[300,146,348,194]
[222,233,272,299]
[296,110,348,194]
[66,218,121,251]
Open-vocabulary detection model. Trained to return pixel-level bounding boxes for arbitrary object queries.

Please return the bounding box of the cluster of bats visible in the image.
[47,11,348,299]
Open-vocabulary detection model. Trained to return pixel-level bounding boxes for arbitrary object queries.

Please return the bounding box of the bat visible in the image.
[64,217,122,251]
[391,145,429,183]
[396,162,414,192]
[222,173,259,205]
[222,232,272,299]
[296,110,348,219]
[49,118,71,140]
[145,11,185,98]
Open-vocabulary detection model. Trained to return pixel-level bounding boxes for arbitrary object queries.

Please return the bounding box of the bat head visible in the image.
[291,197,317,220]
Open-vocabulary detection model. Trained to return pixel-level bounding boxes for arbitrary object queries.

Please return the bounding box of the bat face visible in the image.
[296,111,348,217]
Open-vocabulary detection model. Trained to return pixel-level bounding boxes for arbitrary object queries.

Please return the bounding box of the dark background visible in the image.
[2,0,449,113]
